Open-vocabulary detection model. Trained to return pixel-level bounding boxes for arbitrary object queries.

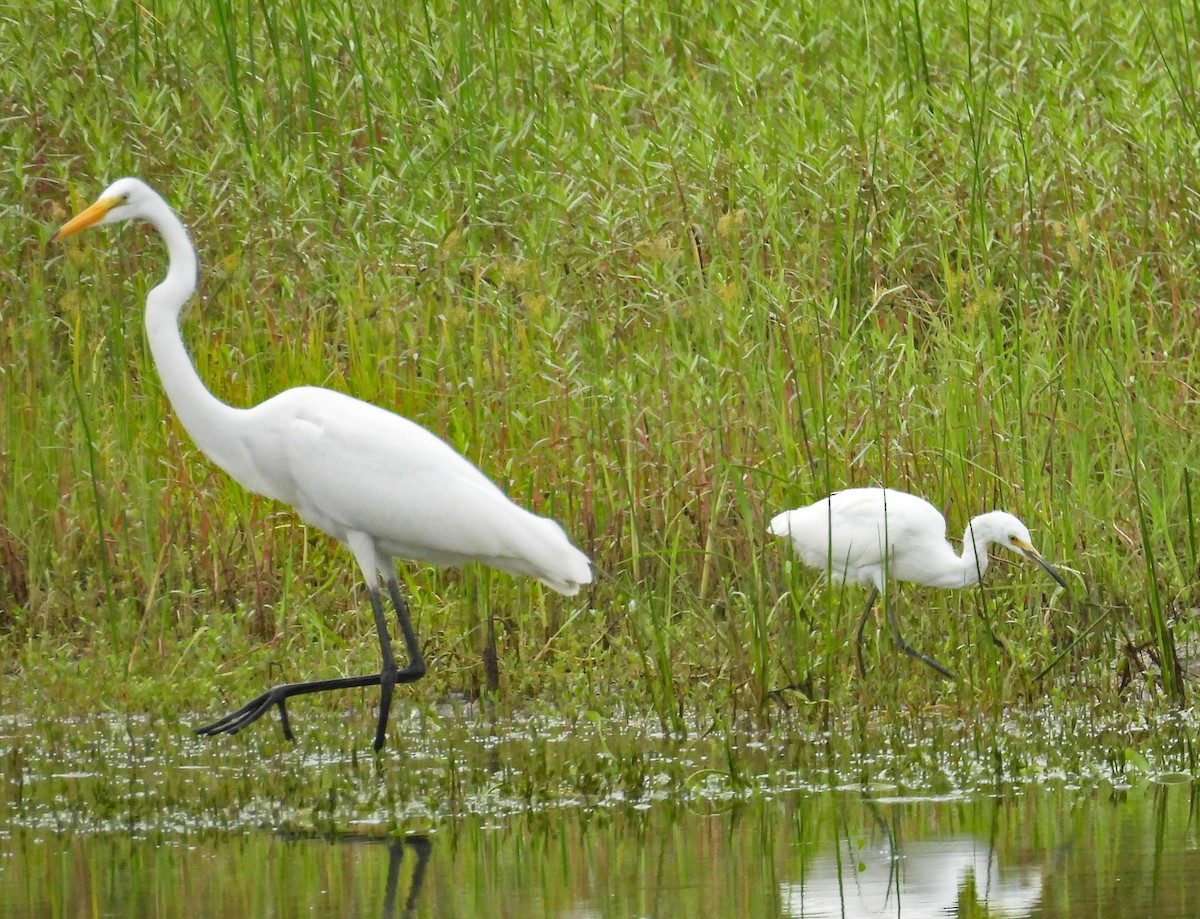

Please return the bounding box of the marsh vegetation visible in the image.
[4,6,1200,902]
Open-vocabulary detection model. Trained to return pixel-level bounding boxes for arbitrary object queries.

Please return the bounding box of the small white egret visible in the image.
[768,487,1066,679]
[53,178,592,750]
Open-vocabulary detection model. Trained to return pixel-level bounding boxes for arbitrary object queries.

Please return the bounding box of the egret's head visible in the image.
[52,178,154,240]
[974,510,1068,589]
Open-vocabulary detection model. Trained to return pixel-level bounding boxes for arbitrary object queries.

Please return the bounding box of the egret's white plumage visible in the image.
[54,177,591,749]
[768,487,1065,678]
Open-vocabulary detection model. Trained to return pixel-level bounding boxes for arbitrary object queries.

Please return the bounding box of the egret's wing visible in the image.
[240,388,590,591]
[839,489,947,543]
[771,488,947,583]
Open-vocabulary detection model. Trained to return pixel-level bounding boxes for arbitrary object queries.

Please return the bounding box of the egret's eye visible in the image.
[1009,535,1020,544]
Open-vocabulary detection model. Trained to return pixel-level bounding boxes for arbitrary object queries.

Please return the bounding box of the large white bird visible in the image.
[53,178,592,750]
[768,487,1066,679]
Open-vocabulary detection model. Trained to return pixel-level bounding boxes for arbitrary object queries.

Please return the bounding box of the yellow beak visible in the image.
[52,195,121,241]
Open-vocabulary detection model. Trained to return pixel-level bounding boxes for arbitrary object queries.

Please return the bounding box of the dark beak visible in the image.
[1020,545,1068,589]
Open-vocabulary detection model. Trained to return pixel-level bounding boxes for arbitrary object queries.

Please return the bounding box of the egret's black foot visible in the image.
[900,644,957,680]
[195,573,426,749]
[196,686,296,740]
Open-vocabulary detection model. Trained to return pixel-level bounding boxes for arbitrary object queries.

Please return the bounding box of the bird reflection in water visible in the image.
[779,826,1041,918]
[381,836,431,919]
[278,833,431,919]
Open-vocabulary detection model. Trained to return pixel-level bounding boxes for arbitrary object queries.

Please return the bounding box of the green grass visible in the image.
[3,0,1200,740]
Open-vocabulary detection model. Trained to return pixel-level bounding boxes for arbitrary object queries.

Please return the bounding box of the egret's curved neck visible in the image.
[905,520,994,589]
[139,194,248,478]
[954,520,993,586]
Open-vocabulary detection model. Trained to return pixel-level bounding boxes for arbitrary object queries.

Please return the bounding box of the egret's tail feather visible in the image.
[537,545,593,596]
[768,511,794,538]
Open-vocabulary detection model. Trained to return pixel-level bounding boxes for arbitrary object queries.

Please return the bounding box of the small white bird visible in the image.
[53,178,592,750]
[768,487,1066,679]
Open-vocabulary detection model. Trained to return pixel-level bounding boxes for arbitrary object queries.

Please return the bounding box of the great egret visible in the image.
[768,487,1066,679]
[53,178,592,750]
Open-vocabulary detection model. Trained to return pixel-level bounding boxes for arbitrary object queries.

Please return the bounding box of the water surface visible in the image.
[2,713,1198,917]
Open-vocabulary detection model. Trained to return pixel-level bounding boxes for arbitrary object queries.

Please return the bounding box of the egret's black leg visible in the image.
[370,583,399,752]
[276,699,293,741]
[196,578,427,748]
[855,587,879,677]
[386,575,426,683]
[884,593,956,680]
[373,576,426,751]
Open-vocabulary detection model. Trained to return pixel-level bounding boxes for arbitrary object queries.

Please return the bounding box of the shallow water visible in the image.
[2,713,1199,917]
